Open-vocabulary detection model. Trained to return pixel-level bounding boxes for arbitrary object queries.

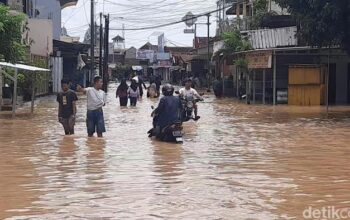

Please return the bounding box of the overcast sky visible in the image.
[61,0,218,48]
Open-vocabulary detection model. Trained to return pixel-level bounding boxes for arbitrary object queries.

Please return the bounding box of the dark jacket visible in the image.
[155,96,182,129]
[116,84,129,98]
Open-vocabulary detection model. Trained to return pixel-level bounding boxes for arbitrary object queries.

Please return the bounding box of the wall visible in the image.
[51,56,63,93]
[275,51,350,105]
[6,0,23,11]
[27,18,53,57]
[125,47,137,59]
[29,0,61,40]
[335,60,348,104]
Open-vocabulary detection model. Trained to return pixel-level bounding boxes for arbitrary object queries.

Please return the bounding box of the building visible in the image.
[214,0,350,106]
[124,47,139,66]
[60,27,80,43]
[108,35,126,66]
[163,46,194,83]
[24,0,78,40]
[51,40,90,93]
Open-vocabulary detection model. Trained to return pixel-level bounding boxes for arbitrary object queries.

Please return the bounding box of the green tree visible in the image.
[251,0,268,28]
[219,30,252,56]
[275,0,350,54]
[0,5,27,63]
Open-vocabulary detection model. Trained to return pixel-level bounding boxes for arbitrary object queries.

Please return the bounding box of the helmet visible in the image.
[162,84,174,96]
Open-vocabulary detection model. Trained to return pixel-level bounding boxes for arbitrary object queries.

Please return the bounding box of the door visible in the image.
[348,64,350,104]
[328,63,336,105]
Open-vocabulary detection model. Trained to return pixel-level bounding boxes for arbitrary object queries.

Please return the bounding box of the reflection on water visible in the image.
[1,83,350,219]
[153,141,183,184]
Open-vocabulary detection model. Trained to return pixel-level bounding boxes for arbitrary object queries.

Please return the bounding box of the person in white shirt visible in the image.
[179,78,203,120]
[77,76,106,137]
[128,79,140,106]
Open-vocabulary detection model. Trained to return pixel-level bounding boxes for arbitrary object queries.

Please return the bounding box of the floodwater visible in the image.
[1,83,350,220]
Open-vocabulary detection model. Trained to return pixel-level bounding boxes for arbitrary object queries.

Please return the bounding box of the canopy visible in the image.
[0,62,50,117]
[132,66,143,71]
[0,62,50,72]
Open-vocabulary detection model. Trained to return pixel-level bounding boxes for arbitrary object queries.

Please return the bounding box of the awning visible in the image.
[0,62,50,117]
[0,62,50,72]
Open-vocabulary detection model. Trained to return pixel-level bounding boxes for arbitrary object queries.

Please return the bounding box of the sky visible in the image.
[61,0,218,49]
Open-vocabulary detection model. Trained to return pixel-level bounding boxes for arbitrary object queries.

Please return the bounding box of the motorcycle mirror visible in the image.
[151,106,154,109]
[175,91,180,94]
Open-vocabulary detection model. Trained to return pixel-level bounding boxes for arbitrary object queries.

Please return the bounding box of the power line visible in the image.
[83,0,90,24]
[63,0,89,24]
[109,7,223,31]
[103,0,211,17]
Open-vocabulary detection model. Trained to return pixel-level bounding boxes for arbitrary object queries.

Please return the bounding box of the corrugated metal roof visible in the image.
[247,26,297,49]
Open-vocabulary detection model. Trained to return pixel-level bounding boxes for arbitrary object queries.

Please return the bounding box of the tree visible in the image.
[275,0,350,54]
[219,30,252,56]
[0,5,27,63]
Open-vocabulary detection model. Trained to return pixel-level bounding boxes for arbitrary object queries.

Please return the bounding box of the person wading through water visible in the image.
[57,79,78,135]
[128,79,140,106]
[77,76,107,138]
[116,79,129,107]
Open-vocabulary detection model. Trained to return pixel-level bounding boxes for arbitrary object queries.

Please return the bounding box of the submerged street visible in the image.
[1,83,350,219]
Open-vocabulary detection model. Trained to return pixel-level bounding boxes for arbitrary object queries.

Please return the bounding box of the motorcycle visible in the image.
[175,91,203,122]
[148,106,184,143]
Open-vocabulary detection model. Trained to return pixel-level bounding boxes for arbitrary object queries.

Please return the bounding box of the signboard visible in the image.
[277,89,288,104]
[136,50,154,61]
[184,29,195,34]
[246,51,272,69]
[159,60,171,67]
[158,33,165,53]
[156,52,170,60]
[152,60,172,68]
[182,12,197,27]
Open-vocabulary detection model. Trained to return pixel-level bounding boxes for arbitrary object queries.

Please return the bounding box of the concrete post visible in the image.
[12,69,18,117]
[31,73,36,114]
[263,69,266,104]
[273,51,277,105]
[0,67,3,111]
[253,70,256,103]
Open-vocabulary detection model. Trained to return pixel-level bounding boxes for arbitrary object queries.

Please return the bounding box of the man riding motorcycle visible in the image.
[148,84,182,138]
[179,78,203,121]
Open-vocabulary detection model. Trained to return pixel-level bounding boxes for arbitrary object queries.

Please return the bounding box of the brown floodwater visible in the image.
[1,83,350,219]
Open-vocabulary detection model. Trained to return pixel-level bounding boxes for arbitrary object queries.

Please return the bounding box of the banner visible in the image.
[136,50,154,61]
[246,51,272,69]
[158,34,165,53]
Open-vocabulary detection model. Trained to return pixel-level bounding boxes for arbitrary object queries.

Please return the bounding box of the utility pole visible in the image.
[90,0,95,84]
[207,14,211,91]
[122,23,126,49]
[99,12,103,77]
[193,24,197,49]
[222,0,225,32]
[103,14,110,92]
